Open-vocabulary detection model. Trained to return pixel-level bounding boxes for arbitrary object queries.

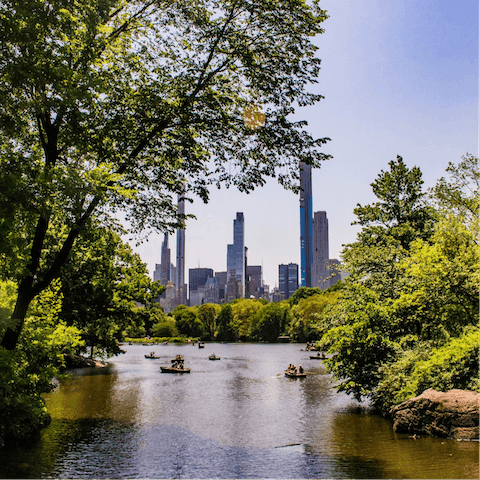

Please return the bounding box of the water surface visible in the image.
[1,343,478,478]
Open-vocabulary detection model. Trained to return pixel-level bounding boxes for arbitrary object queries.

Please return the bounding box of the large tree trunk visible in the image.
[1,219,83,350]
[1,277,35,350]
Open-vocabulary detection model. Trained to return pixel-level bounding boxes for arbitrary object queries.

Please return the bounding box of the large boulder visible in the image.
[64,354,107,369]
[391,389,479,440]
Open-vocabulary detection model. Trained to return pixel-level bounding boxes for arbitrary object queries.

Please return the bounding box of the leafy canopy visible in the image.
[0,0,331,350]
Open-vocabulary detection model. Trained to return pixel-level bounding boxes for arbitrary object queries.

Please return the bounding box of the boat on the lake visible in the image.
[208,353,221,360]
[310,353,326,359]
[162,355,189,372]
[145,352,159,359]
[284,371,306,378]
[160,366,191,373]
[284,364,306,378]
[198,342,205,348]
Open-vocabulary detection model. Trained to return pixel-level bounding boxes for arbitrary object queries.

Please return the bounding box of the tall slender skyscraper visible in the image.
[312,211,329,290]
[227,212,245,297]
[175,191,187,305]
[160,233,171,285]
[299,162,313,287]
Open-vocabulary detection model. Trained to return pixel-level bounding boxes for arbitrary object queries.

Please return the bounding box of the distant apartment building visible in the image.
[203,276,220,304]
[215,271,227,302]
[279,263,299,299]
[327,258,341,288]
[246,265,262,299]
[188,268,214,306]
[225,271,242,303]
[270,287,284,303]
[258,284,270,300]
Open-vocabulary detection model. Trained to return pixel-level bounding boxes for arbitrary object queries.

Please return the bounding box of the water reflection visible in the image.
[0,343,477,479]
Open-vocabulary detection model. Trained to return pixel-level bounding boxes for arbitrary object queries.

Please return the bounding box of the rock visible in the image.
[391,389,479,440]
[64,354,108,369]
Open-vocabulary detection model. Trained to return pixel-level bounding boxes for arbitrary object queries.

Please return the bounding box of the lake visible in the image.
[0,342,478,478]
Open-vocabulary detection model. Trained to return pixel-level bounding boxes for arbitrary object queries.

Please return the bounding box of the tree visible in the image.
[0,280,83,442]
[231,298,264,340]
[172,305,206,339]
[289,291,339,342]
[431,153,479,233]
[0,0,331,350]
[391,214,479,341]
[352,155,434,248]
[251,302,291,342]
[151,316,177,338]
[197,303,220,340]
[289,286,323,306]
[342,156,434,295]
[320,158,480,413]
[320,157,479,410]
[216,304,237,342]
[59,226,163,357]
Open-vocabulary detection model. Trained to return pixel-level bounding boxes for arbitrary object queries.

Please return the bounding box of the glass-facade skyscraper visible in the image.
[227,212,245,297]
[299,162,313,287]
[279,263,299,299]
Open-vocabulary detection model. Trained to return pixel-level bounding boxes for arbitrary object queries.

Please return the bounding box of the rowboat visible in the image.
[171,356,184,363]
[208,354,221,360]
[284,371,306,378]
[145,353,159,359]
[198,343,205,349]
[160,366,191,373]
[310,354,326,359]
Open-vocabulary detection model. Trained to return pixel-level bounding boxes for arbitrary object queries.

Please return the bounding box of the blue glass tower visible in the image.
[299,162,313,287]
[227,212,245,297]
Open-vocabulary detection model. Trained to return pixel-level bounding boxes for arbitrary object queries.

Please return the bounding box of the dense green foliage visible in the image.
[0,0,331,443]
[319,155,479,413]
[60,226,164,357]
[0,0,330,352]
[0,281,83,443]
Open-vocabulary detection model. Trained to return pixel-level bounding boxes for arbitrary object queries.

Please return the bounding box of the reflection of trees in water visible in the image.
[329,411,479,479]
[3,345,477,479]
[30,369,141,477]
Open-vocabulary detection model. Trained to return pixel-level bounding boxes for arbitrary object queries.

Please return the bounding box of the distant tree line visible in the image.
[133,284,341,344]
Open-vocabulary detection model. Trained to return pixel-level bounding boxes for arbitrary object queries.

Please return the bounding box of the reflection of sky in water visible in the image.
[2,343,477,479]
[49,423,350,479]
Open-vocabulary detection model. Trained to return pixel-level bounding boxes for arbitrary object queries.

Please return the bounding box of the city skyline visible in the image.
[127,0,477,290]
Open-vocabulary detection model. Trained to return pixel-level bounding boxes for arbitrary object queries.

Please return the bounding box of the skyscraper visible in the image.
[160,233,171,285]
[175,191,187,305]
[226,212,245,297]
[312,211,329,290]
[299,162,313,287]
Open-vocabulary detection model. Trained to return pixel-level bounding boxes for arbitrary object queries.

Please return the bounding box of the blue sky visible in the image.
[130,0,478,291]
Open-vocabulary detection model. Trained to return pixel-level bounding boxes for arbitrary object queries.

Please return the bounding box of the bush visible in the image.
[151,317,177,337]
[0,348,53,445]
[375,326,479,414]
[0,281,83,443]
